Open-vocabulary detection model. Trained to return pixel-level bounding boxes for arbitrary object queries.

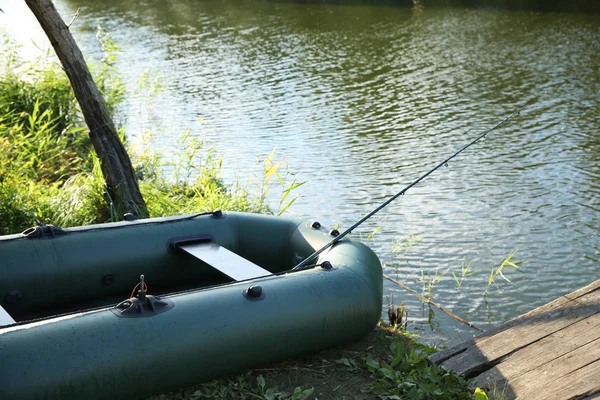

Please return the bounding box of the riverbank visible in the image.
[0,87,478,400]
[0,35,482,399]
[148,324,476,400]
[0,33,265,235]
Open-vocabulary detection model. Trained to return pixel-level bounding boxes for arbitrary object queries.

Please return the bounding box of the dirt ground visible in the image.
[253,327,400,400]
[152,326,404,400]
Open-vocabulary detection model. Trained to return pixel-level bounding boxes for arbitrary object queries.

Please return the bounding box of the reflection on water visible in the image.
[3,0,599,345]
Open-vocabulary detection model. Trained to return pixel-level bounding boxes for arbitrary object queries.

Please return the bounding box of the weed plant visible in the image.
[361,339,472,399]
[148,324,480,400]
[250,147,305,216]
[0,33,95,232]
[0,31,267,235]
[333,325,478,400]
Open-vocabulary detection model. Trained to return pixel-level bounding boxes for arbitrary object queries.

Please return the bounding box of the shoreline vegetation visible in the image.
[0,31,267,236]
[147,324,477,400]
[0,33,483,399]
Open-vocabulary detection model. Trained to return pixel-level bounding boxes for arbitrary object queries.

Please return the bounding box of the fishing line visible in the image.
[292,106,526,271]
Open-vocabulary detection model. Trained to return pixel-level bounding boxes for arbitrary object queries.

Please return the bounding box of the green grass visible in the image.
[148,324,478,400]
[0,31,265,235]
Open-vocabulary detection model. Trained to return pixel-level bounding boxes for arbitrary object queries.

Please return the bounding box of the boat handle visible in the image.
[168,234,215,252]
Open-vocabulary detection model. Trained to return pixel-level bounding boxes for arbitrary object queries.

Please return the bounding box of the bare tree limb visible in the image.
[25,0,148,219]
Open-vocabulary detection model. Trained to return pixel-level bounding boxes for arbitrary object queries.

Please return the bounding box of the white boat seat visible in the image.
[0,305,15,326]
[177,241,271,281]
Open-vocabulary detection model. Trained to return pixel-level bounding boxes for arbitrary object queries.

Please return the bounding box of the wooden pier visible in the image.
[430,279,600,400]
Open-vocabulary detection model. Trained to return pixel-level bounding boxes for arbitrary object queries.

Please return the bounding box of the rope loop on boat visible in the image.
[129,281,149,300]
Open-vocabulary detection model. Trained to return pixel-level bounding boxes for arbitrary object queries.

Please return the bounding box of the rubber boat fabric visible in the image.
[0,211,383,400]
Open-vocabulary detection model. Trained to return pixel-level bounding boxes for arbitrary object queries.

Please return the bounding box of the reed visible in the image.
[250,147,305,216]
[452,261,480,289]
[0,31,278,235]
[485,250,522,295]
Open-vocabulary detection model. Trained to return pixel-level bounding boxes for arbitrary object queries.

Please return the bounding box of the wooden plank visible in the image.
[430,279,600,365]
[475,310,600,393]
[508,339,600,400]
[179,242,271,281]
[440,284,600,376]
[582,393,600,400]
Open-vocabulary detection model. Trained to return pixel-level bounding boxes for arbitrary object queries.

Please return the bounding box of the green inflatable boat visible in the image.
[0,211,382,399]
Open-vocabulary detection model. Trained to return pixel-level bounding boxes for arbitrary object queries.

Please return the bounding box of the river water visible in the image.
[3,0,599,346]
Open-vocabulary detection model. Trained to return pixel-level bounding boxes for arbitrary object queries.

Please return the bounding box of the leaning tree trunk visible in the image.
[25,0,148,219]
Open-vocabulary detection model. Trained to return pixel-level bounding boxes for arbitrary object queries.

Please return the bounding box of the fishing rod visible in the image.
[292,106,525,271]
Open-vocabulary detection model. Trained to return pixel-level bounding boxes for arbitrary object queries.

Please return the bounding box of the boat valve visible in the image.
[101,274,114,286]
[243,285,265,300]
[4,290,22,305]
[123,213,137,221]
[246,285,262,298]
